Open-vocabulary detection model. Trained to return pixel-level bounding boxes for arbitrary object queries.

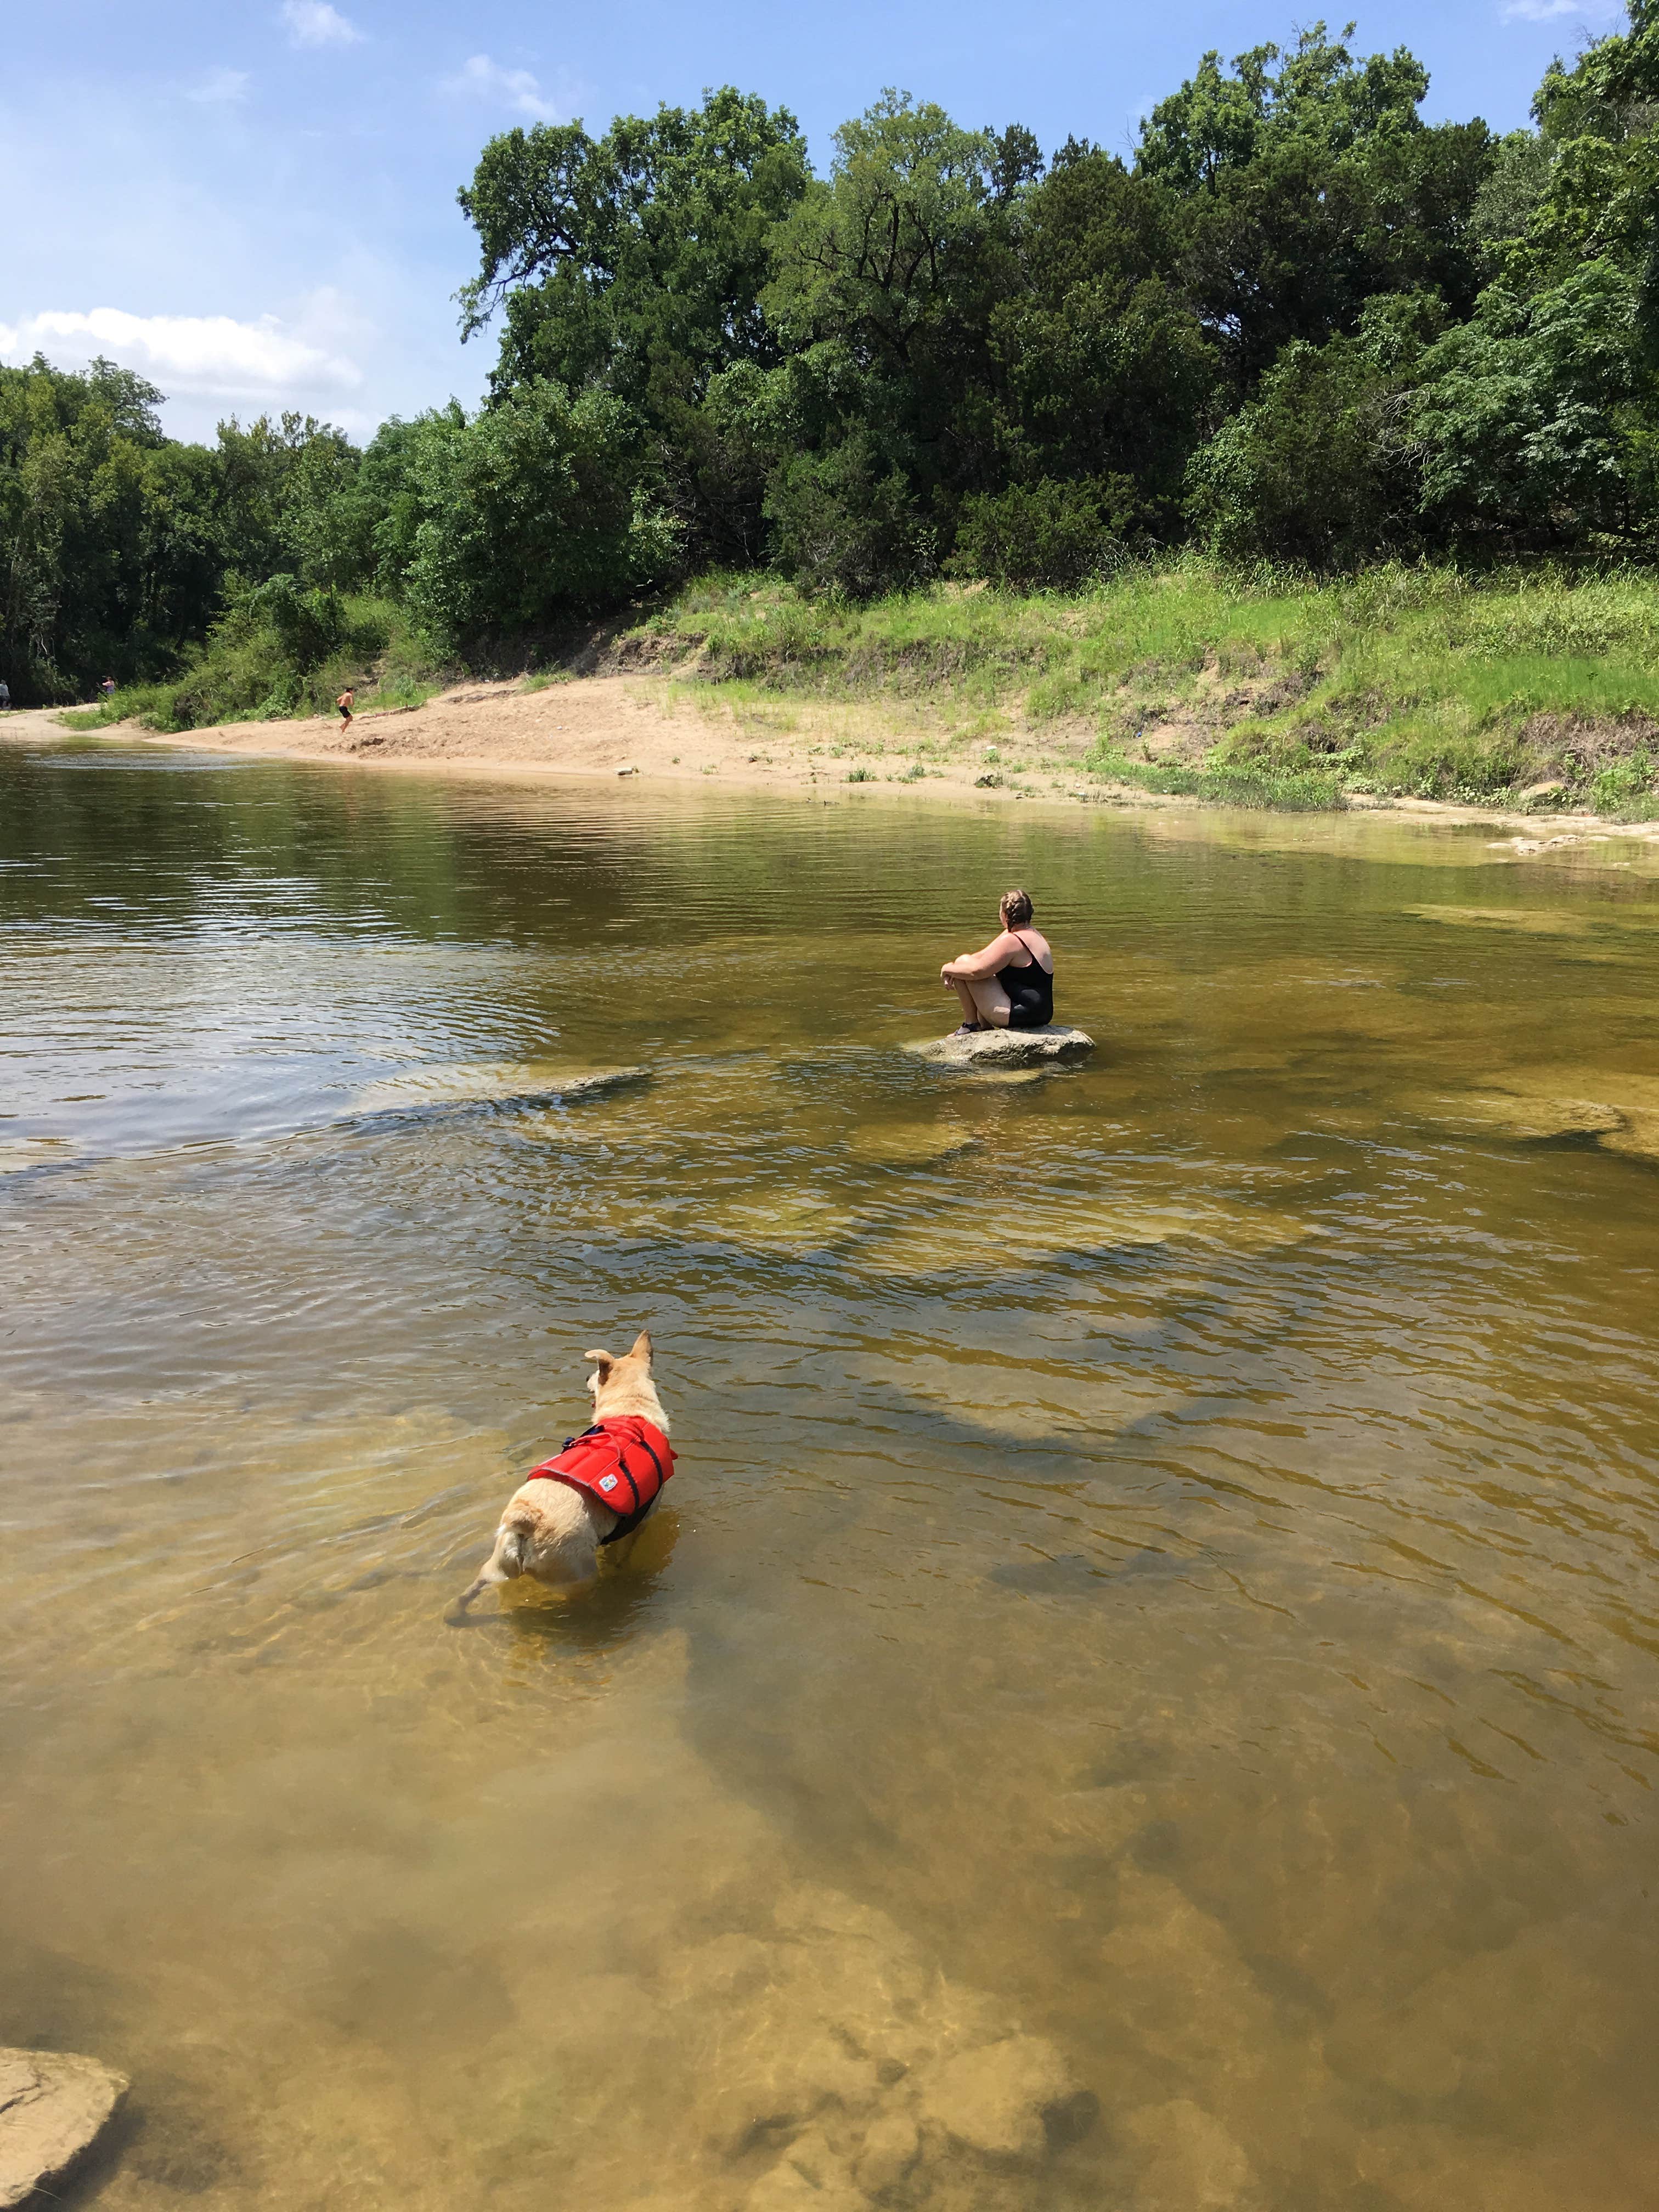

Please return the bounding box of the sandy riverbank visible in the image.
[14,676,1659,854]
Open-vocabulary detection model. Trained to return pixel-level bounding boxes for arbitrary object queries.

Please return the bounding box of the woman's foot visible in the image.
[951,1020,988,1035]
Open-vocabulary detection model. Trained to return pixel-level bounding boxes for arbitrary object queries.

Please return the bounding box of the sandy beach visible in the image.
[12,676,1659,853]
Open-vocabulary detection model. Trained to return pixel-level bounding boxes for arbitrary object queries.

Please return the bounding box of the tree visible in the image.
[760,91,1022,511]
[458,89,810,408]
[393,382,681,645]
[0,357,231,699]
[457,88,809,566]
[1138,25,1492,393]
[1412,261,1651,544]
[989,151,1214,527]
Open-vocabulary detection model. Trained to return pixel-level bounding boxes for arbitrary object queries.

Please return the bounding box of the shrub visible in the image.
[57,591,430,732]
[949,477,1134,589]
[765,435,937,600]
[1186,337,1412,568]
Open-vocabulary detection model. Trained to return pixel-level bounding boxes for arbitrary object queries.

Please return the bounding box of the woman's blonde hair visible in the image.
[1000,887,1034,928]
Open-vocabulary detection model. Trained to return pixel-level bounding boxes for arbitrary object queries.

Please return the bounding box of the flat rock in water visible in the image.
[843,1125,979,1169]
[0,2048,128,2208]
[907,1024,1095,1070]
[353,1060,650,1114]
[1122,2097,1256,2211]
[913,2034,1094,2159]
[1403,1089,1626,1142]
[1413,1069,1659,1163]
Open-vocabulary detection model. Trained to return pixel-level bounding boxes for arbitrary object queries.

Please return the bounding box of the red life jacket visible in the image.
[524,1415,675,1543]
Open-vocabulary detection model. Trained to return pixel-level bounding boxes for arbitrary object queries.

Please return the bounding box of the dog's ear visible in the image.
[584,1348,614,1385]
[630,1329,653,1366]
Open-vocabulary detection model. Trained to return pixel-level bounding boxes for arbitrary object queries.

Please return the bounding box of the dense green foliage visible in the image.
[14,12,1659,714]
[0,359,380,706]
[453,13,1659,589]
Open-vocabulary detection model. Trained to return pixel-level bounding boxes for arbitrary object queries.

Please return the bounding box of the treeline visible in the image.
[0,366,379,705]
[9,9,1659,706]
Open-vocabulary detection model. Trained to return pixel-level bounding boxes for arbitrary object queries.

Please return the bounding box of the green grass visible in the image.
[58,596,447,736]
[632,561,1659,811]
[1087,750,1347,811]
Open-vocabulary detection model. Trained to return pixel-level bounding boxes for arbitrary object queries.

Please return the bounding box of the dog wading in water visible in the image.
[452,1331,673,1612]
[940,887,1056,1034]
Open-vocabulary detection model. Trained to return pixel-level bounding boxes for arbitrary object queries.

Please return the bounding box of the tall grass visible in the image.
[639,561,1659,810]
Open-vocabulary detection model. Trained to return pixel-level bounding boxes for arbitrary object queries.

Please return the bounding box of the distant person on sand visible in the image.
[100,676,116,704]
[336,686,354,735]
[0,680,10,713]
[940,888,1055,1034]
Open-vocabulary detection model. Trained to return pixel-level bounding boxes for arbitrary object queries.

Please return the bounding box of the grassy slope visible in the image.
[633,562,1659,815]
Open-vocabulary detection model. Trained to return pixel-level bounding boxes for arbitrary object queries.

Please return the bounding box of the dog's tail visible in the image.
[499,1504,537,1572]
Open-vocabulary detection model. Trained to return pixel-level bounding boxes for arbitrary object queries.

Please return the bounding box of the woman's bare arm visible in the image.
[940,932,1018,982]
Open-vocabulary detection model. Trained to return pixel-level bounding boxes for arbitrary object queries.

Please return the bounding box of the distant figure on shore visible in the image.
[99,676,116,704]
[0,680,10,713]
[940,888,1056,1033]
[336,686,354,735]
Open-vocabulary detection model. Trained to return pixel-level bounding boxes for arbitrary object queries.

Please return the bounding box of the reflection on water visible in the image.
[3,743,1658,2210]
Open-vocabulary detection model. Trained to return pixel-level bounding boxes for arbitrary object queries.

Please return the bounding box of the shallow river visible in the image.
[4,741,1659,2212]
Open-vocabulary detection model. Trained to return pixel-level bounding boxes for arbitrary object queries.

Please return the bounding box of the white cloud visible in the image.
[0,308,362,401]
[187,67,251,104]
[281,2,364,49]
[1501,0,1617,19]
[445,53,560,120]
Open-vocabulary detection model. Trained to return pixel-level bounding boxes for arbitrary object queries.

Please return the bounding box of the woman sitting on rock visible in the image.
[941,888,1055,1034]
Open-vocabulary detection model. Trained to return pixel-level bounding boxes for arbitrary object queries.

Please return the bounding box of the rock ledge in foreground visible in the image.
[0,2048,128,2209]
[907,1024,1096,1070]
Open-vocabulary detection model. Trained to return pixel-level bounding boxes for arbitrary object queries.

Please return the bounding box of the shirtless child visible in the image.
[336,687,354,736]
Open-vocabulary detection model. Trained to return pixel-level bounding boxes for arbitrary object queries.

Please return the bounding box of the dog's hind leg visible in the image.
[448,1521,530,1618]
[448,1561,506,1618]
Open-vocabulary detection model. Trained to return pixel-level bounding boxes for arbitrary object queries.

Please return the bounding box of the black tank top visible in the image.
[996,930,1053,1028]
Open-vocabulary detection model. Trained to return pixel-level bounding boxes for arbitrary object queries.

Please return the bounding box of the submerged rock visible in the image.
[988,1547,1191,1596]
[914,2034,1090,2160]
[353,1059,650,1115]
[1403,1089,1626,1142]
[1407,1069,1659,1163]
[0,2047,128,2208]
[854,2109,921,2195]
[844,1124,980,1169]
[747,2125,868,2210]
[1122,2098,1257,2211]
[907,1024,1096,1070]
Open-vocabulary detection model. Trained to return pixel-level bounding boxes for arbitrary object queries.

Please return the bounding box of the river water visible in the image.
[3,741,1658,2211]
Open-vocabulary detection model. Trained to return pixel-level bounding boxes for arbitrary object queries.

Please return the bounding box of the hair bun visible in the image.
[1001,887,1034,927]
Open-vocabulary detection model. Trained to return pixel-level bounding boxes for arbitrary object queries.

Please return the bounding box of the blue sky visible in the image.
[2,0,1620,443]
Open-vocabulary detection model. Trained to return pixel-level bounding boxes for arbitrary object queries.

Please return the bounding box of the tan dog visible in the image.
[452,1331,672,1613]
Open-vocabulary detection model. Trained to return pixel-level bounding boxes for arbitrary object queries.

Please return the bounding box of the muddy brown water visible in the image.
[3,741,1658,2211]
